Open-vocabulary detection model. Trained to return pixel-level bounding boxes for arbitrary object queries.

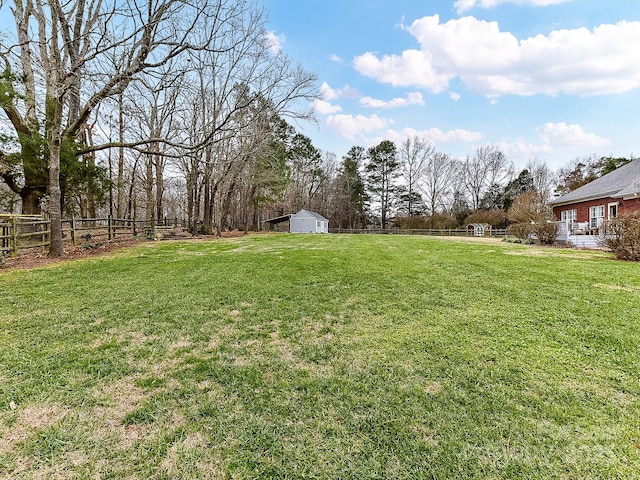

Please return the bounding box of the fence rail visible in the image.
[1,215,50,256]
[2,216,505,258]
[1,215,184,257]
[330,228,507,237]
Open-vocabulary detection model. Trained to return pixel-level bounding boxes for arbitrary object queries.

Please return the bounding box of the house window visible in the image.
[560,209,577,223]
[589,205,605,228]
[608,202,618,220]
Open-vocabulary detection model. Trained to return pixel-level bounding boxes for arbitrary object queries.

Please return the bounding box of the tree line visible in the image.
[0,0,635,256]
[0,0,317,256]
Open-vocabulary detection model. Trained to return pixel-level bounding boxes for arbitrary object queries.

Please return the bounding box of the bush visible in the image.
[600,212,640,261]
[464,209,507,228]
[506,221,558,244]
[428,213,458,229]
[532,221,559,245]
[395,216,429,229]
[506,222,532,239]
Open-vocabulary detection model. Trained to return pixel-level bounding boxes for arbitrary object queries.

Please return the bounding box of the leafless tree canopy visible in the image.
[0,0,318,255]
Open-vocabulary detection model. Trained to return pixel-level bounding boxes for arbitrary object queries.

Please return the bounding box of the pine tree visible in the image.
[366,140,401,229]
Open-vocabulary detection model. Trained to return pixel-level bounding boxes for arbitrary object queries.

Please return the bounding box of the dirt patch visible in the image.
[0,403,67,455]
[430,236,505,245]
[503,248,609,259]
[593,283,638,293]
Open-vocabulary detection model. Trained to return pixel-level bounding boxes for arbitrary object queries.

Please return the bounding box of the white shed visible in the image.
[290,209,329,233]
[467,223,491,236]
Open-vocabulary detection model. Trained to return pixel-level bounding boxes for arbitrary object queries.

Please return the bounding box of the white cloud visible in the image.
[263,31,285,54]
[535,122,610,148]
[449,92,461,101]
[313,100,342,115]
[320,81,359,101]
[353,50,450,92]
[384,126,484,144]
[496,123,609,165]
[496,139,554,160]
[326,114,392,141]
[354,15,640,97]
[360,92,424,109]
[330,54,344,63]
[455,0,573,14]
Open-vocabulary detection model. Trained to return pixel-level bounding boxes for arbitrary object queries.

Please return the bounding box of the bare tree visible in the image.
[464,145,513,210]
[1,0,317,256]
[526,158,556,201]
[420,152,459,225]
[398,136,433,216]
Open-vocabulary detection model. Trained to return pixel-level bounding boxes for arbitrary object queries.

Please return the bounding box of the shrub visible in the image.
[395,215,429,229]
[506,222,532,239]
[396,214,459,230]
[600,212,640,261]
[428,213,458,229]
[464,209,507,228]
[532,221,559,245]
[506,191,558,244]
[197,225,212,235]
[81,232,94,250]
[507,191,548,224]
[502,236,534,245]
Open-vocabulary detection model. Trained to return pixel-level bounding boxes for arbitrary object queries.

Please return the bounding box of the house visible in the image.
[290,209,329,233]
[550,159,640,228]
[550,158,640,247]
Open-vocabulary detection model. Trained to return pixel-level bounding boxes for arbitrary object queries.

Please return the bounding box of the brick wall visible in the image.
[553,197,640,222]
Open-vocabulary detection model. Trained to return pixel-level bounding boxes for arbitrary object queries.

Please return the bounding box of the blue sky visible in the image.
[262,0,640,170]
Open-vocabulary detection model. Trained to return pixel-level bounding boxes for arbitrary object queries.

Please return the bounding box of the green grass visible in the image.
[1,234,639,479]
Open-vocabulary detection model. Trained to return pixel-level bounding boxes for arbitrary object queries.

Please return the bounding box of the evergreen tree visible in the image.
[335,146,368,229]
[500,168,534,210]
[366,140,401,229]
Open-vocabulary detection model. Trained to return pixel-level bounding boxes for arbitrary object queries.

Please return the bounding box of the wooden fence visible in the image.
[330,228,507,237]
[1,214,51,257]
[1,215,184,257]
[1,216,505,257]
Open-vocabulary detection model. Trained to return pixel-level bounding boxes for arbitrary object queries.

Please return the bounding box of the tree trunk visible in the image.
[202,172,212,230]
[48,138,64,257]
[218,178,237,234]
[117,93,125,218]
[20,188,45,215]
[145,153,154,220]
[155,154,164,221]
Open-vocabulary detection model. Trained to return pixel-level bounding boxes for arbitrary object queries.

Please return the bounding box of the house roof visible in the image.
[550,159,640,206]
[291,209,329,222]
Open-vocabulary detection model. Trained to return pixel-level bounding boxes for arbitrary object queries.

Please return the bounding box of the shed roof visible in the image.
[262,214,292,225]
[291,209,329,221]
[550,159,640,206]
[467,223,491,228]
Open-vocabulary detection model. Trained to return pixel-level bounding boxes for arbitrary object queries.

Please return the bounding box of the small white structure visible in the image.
[290,209,329,233]
[467,223,491,237]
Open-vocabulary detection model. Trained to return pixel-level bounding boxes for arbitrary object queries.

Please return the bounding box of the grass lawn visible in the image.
[1,234,640,479]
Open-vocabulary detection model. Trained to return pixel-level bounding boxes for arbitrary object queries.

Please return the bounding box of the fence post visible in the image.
[108,215,112,241]
[71,217,76,246]
[10,216,17,257]
[42,215,47,253]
